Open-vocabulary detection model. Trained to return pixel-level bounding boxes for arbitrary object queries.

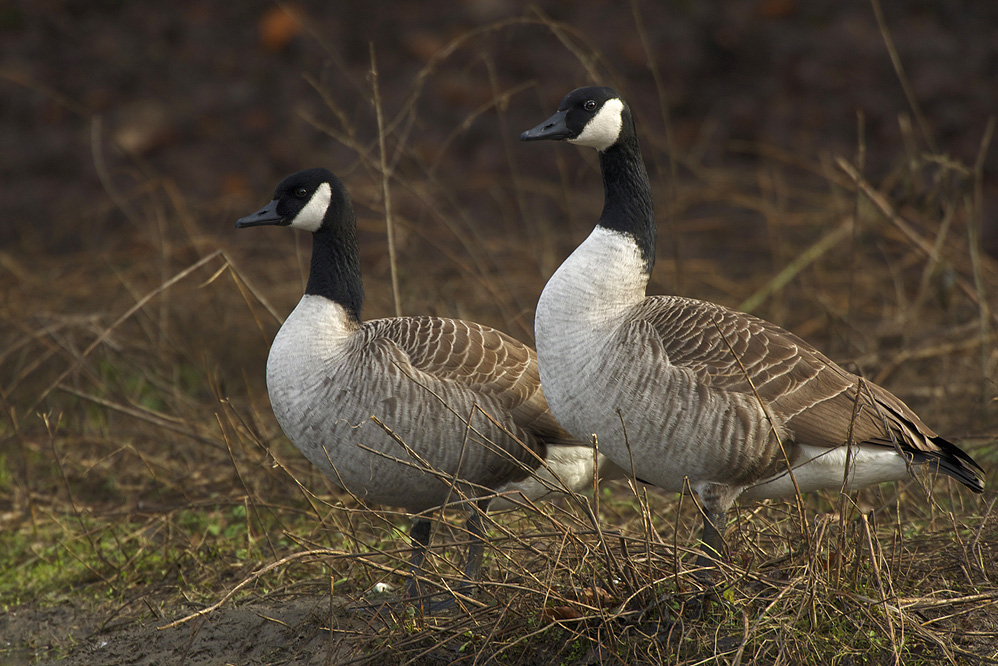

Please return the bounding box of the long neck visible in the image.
[304,211,364,322]
[596,128,656,273]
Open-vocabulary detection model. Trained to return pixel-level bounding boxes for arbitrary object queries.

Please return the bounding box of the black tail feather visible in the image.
[911,435,985,493]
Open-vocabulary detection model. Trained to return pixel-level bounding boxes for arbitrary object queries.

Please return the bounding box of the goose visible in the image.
[520,87,985,563]
[236,167,619,609]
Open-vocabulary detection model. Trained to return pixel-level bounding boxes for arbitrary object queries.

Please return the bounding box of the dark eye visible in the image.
[584,100,597,111]
[294,187,308,198]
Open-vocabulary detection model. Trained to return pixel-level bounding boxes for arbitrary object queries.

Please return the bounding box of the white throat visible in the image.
[569,99,624,151]
[290,182,332,232]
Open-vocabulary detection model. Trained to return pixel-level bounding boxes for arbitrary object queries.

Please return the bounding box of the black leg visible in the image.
[459,502,487,586]
[396,502,490,613]
[693,484,735,572]
[697,508,729,570]
[401,505,488,613]
[404,517,432,602]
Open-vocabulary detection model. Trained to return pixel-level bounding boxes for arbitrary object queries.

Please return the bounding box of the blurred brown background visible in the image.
[3,0,996,253]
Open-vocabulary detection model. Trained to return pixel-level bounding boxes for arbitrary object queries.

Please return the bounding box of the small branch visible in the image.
[369,44,402,317]
[28,250,227,413]
[738,218,853,313]
[870,0,936,154]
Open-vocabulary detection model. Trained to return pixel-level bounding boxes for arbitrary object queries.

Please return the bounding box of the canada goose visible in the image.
[237,167,618,608]
[520,87,985,563]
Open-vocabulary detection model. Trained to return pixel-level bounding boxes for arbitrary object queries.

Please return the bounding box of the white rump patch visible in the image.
[290,182,332,232]
[570,98,624,151]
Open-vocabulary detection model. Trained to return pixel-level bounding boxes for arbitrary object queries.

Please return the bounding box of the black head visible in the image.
[236,168,348,232]
[519,87,627,151]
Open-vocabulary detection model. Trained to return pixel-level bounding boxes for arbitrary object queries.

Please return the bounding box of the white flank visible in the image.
[570,98,624,151]
[492,447,620,510]
[742,443,910,500]
[290,182,332,232]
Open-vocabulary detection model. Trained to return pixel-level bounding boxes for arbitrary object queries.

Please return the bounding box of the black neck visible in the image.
[596,123,656,272]
[304,210,364,322]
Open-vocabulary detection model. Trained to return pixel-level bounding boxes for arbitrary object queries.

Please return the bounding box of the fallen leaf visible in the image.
[259,4,304,53]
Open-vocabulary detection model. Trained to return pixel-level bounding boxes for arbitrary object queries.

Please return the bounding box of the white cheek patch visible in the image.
[290,182,332,232]
[569,98,624,151]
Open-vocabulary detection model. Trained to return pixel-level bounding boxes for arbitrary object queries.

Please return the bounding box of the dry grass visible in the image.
[2,12,997,666]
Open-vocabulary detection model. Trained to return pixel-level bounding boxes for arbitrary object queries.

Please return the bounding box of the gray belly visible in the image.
[267,371,531,513]
[539,332,780,494]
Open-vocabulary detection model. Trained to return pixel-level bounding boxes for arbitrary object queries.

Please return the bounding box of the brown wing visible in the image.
[633,295,984,491]
[364,316,577,446]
